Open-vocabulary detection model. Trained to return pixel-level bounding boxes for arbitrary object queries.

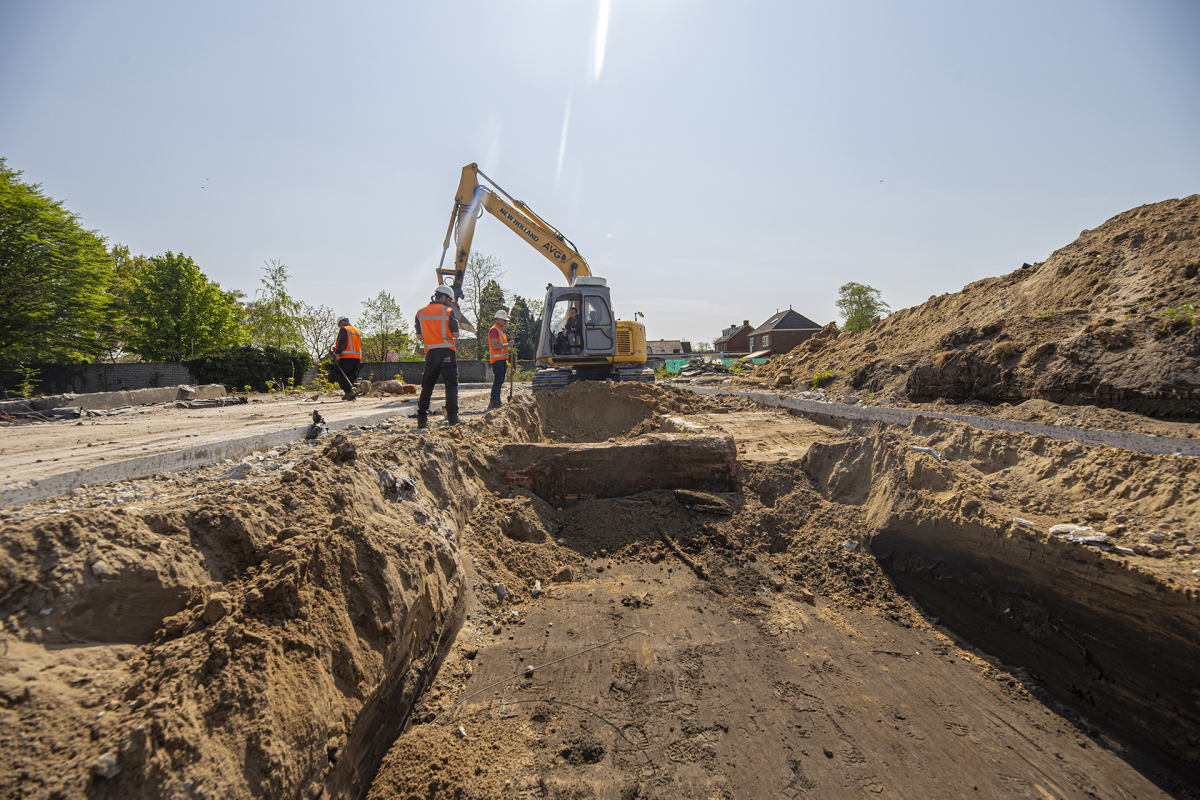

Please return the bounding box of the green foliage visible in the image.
[1159,300,1197,330]
[811,368,839,388]
[1034,308,1057,321]
[126,252,244,360]
[693,341,712,353]
[0,158,114,364]
[507,295,539,360]
[461,252,506,358]
[835,282,890,333]
[245,260,303,351]
[95,244,150,362]
[15,363,40,398]
[185,346,312,392]
[359,291,411,361]
[474,279,508,360]
[297,302,338,364]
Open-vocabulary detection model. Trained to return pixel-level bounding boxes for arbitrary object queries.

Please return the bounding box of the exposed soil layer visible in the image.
[3,383,1197,799]
[750,194,1200,420]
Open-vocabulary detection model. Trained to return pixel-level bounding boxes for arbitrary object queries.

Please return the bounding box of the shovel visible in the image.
[329,348,358,397]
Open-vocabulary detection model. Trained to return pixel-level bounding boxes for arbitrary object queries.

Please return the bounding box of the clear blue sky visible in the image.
[2,1,1197,345]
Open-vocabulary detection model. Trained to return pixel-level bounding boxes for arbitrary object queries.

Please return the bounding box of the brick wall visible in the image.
[1,362,196,396]
[303,360,540,387]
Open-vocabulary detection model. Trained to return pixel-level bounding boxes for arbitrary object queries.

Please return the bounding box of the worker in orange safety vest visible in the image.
[332,317,362,400]
[414,285,460,429]
[487,309,511,410]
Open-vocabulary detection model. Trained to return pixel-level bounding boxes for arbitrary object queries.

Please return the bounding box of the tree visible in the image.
[296,302,338,364]
[245,260,303,351]
[507,295,538,359]
[0,158,113,363]
[461,251,506,357]
[835,281,890,333]
[359,291,411,362]
[125,252,244,360]
[694,341,712,353]
[96,243,150,362]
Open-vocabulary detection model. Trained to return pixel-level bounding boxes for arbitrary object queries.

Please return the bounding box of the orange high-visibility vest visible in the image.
[488,324,510,363]
[337,325,362,360]
[418,303,456,351]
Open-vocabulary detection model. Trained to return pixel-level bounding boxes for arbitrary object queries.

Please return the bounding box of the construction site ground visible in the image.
[2,379,1197,800]
[1,389,495,487]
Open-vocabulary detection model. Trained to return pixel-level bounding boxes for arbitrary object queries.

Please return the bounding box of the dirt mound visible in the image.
[5,385,1197,798]
[754,194,1200,418]
[0,433,476,800]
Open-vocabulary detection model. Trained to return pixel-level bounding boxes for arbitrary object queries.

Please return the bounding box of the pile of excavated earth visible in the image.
[2,196,1199,800]
[748,194,1200,433]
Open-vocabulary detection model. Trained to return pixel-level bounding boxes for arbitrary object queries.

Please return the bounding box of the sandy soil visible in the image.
[0,389,493,487]
[2,381,1196,799]
[747,194,1200,422]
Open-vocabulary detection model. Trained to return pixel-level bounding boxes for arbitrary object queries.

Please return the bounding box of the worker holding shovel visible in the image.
[487,309,511,410]
[331,317,362,400]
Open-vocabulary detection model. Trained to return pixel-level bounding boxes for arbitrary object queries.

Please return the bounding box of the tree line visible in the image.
[0,158,544,368]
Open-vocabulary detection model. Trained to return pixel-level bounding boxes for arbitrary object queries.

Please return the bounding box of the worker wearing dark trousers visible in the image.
[415,286,460,429]
[332,317,363,400]
[487,309,511,410]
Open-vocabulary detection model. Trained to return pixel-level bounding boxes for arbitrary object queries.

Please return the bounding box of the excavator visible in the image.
[435,163,653,391]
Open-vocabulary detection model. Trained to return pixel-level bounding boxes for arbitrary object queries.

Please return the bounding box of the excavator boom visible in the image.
[437,163,590,298]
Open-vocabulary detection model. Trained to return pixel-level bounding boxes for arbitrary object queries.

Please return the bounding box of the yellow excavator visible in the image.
[436,163,652,391]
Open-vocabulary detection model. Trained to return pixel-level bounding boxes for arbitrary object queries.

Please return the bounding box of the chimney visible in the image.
[743,320,749,326]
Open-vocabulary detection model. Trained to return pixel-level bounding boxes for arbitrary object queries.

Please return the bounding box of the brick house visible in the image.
[746,309,822,355]
[713,320,752,354]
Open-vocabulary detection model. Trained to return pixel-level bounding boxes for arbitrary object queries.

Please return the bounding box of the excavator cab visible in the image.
[533,278,654,391]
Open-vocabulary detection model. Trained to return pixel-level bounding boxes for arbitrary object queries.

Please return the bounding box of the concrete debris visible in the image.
[1012,518,1036,528]
[912,446,941,460]
[91,751,120,779]
[531,580,543,597]
[1049,524,1095,536]
[842,540,859,552]
[494,583,507,600]
[90,560,108,576]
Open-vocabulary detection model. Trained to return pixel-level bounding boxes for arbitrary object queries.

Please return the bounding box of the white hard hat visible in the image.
[434,285,454,298]
[494,309,509,321]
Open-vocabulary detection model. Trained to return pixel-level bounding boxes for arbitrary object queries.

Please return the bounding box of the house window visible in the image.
[762,335,770,347]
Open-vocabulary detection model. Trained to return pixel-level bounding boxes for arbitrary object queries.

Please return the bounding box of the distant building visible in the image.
[646,340,692,355]
[746,309,821,355]
[714,320,752,354]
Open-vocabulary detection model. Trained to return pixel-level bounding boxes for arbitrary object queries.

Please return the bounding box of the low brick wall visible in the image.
[304,360,539,387]
[1,363,195,396]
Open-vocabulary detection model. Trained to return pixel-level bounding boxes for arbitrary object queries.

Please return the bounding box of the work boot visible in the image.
[415,413,428,430]
[486,402,501,411]
[447,412,461,425]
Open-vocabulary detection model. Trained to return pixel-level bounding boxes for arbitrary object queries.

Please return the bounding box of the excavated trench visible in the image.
[2,383,1195,798]
[364,385,1196,797]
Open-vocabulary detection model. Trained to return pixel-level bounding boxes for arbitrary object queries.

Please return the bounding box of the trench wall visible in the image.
[872,519,1200,773]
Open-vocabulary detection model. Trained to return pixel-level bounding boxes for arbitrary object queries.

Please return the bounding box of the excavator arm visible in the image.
[436,163,591,299]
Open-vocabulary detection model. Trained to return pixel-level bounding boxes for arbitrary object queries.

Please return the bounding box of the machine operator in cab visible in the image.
[414,285,460,429]
[332,317,362,400]
[487,309,511,410]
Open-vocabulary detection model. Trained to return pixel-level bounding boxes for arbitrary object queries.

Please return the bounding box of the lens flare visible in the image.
[556,91,572,187]
[593,0,610,83]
